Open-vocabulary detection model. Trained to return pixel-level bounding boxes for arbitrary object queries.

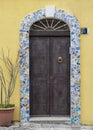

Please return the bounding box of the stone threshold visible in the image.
[30,117,70,122]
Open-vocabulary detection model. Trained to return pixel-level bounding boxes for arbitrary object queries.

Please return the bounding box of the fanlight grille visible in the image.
[30,18,69,31]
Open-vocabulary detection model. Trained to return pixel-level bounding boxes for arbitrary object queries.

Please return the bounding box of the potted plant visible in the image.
[0,49,19,126]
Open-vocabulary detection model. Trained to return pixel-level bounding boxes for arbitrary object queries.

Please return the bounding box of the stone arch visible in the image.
[20,7,80,125]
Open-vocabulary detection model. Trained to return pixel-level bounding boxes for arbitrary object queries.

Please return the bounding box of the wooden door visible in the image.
[29,31,70,116]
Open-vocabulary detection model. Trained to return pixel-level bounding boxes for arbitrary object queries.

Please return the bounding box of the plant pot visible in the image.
[0,107,15,126]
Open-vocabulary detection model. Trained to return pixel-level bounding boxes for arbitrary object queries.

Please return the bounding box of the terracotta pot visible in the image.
[0,107,15,126]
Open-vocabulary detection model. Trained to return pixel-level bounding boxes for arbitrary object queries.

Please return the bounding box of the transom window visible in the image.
[30,18,70,31]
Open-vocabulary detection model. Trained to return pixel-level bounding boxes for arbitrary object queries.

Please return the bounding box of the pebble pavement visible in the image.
[0,120,93,130]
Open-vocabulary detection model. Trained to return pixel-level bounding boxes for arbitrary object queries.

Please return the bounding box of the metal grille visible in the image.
[30,18,69,31]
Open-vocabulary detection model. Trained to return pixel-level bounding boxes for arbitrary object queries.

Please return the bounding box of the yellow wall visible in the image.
[0,0,93,125]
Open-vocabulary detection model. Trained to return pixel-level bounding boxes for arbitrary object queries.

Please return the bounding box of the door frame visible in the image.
[20,6,80,125]
[29,31,70,116]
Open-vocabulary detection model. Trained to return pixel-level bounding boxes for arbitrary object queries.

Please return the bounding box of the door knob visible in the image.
[57,56,63,63]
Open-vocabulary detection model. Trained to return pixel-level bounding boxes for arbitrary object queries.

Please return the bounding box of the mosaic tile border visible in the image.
[20,7,80,125]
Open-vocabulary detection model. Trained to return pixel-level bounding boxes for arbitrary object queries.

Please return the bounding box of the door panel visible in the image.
[30,34,70,116]
[30,37,49,116]
[30,37,49,75]
[50,37,70,115]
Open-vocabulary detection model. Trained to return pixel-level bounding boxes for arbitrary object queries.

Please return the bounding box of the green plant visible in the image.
[0,49,19,107]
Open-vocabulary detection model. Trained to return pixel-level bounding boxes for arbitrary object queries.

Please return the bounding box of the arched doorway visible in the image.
[20,7,80,125]
[29,18,70,117]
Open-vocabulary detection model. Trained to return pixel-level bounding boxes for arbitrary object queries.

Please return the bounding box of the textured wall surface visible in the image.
[0,0,93,125]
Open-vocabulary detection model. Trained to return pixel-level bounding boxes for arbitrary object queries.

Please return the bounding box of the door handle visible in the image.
[57,56,63,63]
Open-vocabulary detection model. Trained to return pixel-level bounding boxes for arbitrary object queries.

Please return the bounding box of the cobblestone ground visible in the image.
[0,121,93,130]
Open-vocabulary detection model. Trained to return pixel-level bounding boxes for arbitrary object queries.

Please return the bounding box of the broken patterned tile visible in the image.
[20,7,80,125]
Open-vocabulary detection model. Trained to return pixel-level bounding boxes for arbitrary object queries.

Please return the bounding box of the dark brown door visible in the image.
[29,31,70,116]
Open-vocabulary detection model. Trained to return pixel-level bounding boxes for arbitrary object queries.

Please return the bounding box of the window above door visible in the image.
[30,18,70,31]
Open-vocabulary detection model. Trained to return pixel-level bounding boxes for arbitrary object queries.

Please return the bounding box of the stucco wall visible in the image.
[0,0,93,125]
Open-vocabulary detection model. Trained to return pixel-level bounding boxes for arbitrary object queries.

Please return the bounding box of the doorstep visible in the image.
[30,117,70,121]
